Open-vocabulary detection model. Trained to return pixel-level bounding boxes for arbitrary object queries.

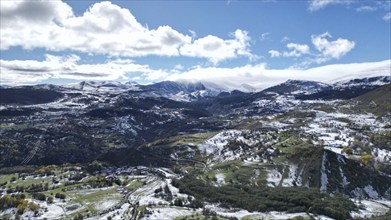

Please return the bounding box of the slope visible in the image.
[354,83,391,116]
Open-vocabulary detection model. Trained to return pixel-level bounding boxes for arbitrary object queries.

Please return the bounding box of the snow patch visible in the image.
[320,153,328,192]
[351,199,391,219]
[141,207,193,220]
[198,130,242,155]
[364,185,380,199]
[215,173,226,185]
[266,168,282,187]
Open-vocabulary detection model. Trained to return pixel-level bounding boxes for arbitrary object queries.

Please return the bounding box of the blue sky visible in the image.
[0,0,390,88]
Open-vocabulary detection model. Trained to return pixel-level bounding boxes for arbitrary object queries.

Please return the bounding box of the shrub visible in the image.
[0,195,39,214]
[341,146,353,155]
[47,196,54,204]
[360,154,373,166]
[174,198,183,206]
[55,193,66,200]
[32,192,46,201]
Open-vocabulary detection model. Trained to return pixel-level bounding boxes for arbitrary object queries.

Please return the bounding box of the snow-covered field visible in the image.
[85,203,131,220]
[351,199,391,219]
[198,130,242,155]
[96,200,118,210]
[205,204,335,220]
[141,207,193,220]
[130,177,168,206]
[304,110,391,163]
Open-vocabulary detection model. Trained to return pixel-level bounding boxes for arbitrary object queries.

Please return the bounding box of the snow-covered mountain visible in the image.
[68,80,221,101]
[1,73,391,220]
[2,75,389,105]
[261,80,331,95]
[332,75,391,89]
[71,80,139,91]
[292,75,391,100]
[138,81,219,101]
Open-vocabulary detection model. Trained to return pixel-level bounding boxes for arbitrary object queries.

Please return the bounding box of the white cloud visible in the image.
[0,54,162,84]
[311,32,355,62]
[310,0,391,22]
[0,1,190,56]
[308,0,351,11]
[287,43,308,53]
[383,12,391,21]
[0,0,255,63]
[2,55,389,91]
[268,50,281,58]
[179,29,256,64]
[166,60,391,91]
[285,43,310,57]
[269,33,354,66]
[269,43,310,58]
[174,64,184,70]
[0,0,73,25]
[356,5,377,12]
[355,1,391,19]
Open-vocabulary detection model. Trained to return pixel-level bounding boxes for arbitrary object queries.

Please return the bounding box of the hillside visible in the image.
[354,83,391,116]
[0,77,391,219]
[0,88,63,105]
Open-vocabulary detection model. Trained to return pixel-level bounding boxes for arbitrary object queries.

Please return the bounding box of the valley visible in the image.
[1,76,391,220]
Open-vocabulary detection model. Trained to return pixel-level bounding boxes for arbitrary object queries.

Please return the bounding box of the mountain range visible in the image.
[0,74,391,219]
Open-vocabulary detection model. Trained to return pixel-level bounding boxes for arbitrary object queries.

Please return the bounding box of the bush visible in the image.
[32,192,46,201]
[47,196,54,204]
[341,146,353,155]
[0,195,39,214]
[73,214,83,220]
[189,199,203,209]
[360,154,373,166]
[36,165,57,175]
[55,193,66,200]
[174,198,183,206]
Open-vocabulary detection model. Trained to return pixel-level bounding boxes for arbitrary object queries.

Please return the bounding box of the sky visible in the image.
[0,0,390,89]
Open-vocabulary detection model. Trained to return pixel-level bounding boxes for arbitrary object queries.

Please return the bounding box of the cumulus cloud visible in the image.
[0,0,255,63]
[269,33,354,66]
[268,50,281,58]
[180,29,256,64]
[287,43,310,54]
[0,1,189,56]
[0,0,73,25]
[311,32,355,63]
[269,43,310,58]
